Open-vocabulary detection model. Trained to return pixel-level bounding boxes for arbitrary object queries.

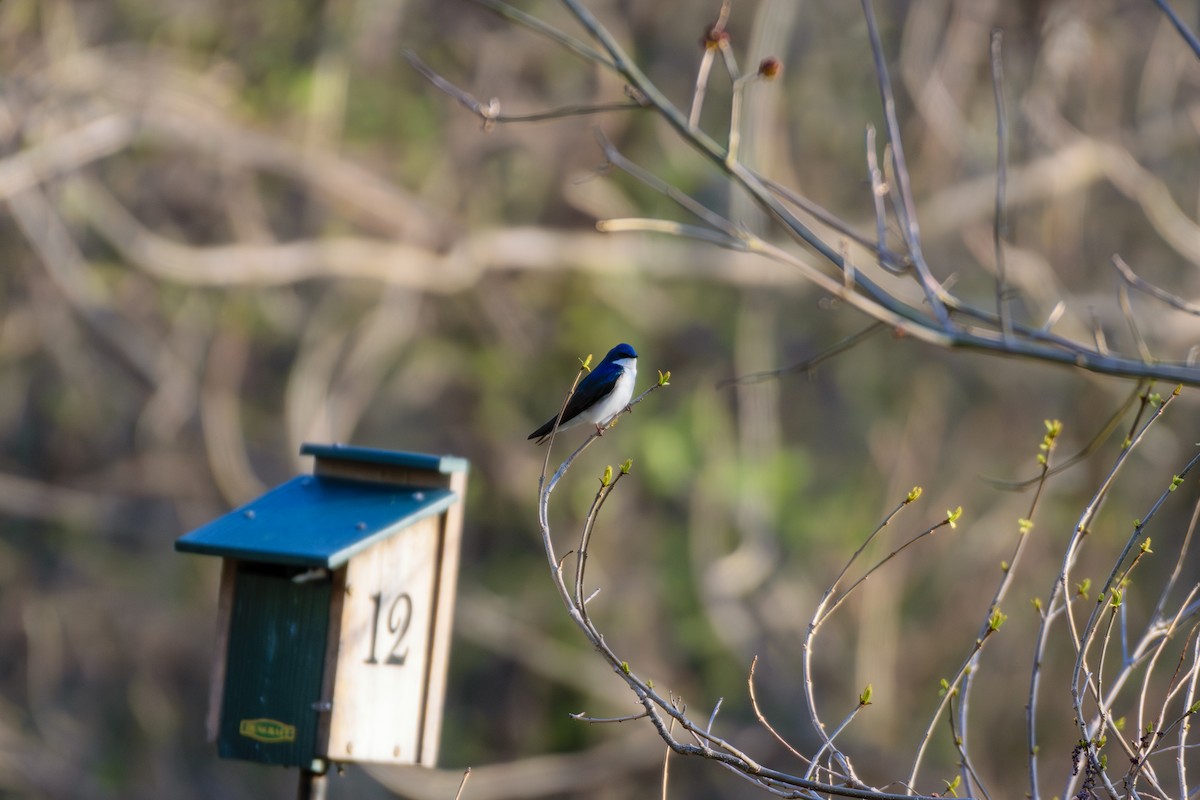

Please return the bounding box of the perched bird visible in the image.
[528,343,638,444]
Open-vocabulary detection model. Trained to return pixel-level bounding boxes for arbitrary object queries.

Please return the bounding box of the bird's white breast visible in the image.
[580,357,637,427]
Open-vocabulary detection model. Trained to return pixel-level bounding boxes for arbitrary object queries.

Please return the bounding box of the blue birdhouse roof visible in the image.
[175,445,465,569]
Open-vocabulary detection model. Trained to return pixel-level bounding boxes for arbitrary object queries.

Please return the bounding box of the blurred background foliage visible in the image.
[4,0,1200,798]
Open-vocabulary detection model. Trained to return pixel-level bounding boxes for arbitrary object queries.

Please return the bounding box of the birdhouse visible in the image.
[175,443,468,770]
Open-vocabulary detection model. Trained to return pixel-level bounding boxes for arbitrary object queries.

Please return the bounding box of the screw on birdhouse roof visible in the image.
[243,509,256,520]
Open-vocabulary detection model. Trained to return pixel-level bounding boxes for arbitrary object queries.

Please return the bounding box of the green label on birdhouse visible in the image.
[239,718,297,743]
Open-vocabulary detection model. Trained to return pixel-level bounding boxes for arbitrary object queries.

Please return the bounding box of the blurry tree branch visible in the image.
[0,114,135,200]
[72,51,452,243]
[69,176,802,290]
[0,470,117,525]
[200,328,266,505]
[5,179,163,388]
[456,591,634,708]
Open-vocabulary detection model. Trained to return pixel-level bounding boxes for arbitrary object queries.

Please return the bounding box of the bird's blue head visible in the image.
[604,343,637,363]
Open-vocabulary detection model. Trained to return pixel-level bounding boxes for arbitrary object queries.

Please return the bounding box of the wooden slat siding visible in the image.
[315,566,347,756]
[310,457,455,491]
[299,443,467,478]
[418,467,467,766]
[206,558,238,743]
[324,514,441,763]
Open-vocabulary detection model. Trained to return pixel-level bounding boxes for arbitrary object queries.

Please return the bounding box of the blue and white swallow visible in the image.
[528,343,638,444]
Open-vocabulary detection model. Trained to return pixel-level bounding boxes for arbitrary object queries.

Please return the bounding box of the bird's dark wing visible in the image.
[527,366,620,443]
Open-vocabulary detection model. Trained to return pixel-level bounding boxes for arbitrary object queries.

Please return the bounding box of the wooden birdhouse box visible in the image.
[175,443,468,771]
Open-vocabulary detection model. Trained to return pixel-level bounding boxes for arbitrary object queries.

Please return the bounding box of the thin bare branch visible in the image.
[819,513,958,626]
[1153,0,1200,60]
[864,126,900,273]
[453,768,472,800]
[717,323,887,388]
[405,50,643,125]
[1118,281,1155,364]
[989,382,1144,491]
[470,0,615,68]
[990,28,1012,340]
[860,0,951,327]
[569,711,649,723]
[1113,253,1200,316]
[748,656,814,767]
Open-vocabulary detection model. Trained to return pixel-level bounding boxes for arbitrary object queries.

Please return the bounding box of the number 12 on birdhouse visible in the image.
[364,591,413,666]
